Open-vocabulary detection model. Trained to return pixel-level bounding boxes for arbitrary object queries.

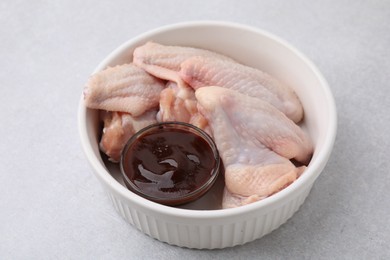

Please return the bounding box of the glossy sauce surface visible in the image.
[122,126,218,203]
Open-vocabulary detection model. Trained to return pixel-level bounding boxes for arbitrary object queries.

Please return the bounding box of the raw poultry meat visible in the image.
[195,87,312,208]
[84,63,164,116]
[157,82,209,131]
[83,42,313,209]
[133,42,213,130]
[99,110,157,162]
[133,42,302,122]
[157,81,195,122]
[133,41,234,83]
[181,56,303,123]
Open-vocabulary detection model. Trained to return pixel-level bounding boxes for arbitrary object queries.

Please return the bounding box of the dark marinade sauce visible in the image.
[122,127,217,200]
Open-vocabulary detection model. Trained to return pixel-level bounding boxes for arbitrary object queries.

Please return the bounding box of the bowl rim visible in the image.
[78,20,337,219]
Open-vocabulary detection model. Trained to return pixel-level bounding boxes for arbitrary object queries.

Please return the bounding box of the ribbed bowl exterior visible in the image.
[104,182,313,249]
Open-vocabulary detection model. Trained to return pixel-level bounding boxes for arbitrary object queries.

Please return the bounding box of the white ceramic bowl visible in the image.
[78,21,337,249]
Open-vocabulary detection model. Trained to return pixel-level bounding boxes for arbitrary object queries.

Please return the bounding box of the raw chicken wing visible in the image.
[157,82,209,131]
[133,41,234,83]
[133,42,214,130]
[84,63,164,116]
[181,57,303,123]
[195,87,312,208]
[100,110,157,162]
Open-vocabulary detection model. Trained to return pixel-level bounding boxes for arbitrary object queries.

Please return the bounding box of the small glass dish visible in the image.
[120,122,221,206]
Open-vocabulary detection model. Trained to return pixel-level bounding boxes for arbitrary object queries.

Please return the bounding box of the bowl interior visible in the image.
[80,22,336,211]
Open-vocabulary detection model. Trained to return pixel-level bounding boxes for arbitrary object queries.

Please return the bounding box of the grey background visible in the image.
[1,0,389,259]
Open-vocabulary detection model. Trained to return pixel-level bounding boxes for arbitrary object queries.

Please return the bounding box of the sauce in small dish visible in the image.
[120,122,220,206]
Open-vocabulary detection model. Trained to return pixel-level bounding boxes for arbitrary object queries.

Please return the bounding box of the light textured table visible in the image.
[1,1,389,259]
